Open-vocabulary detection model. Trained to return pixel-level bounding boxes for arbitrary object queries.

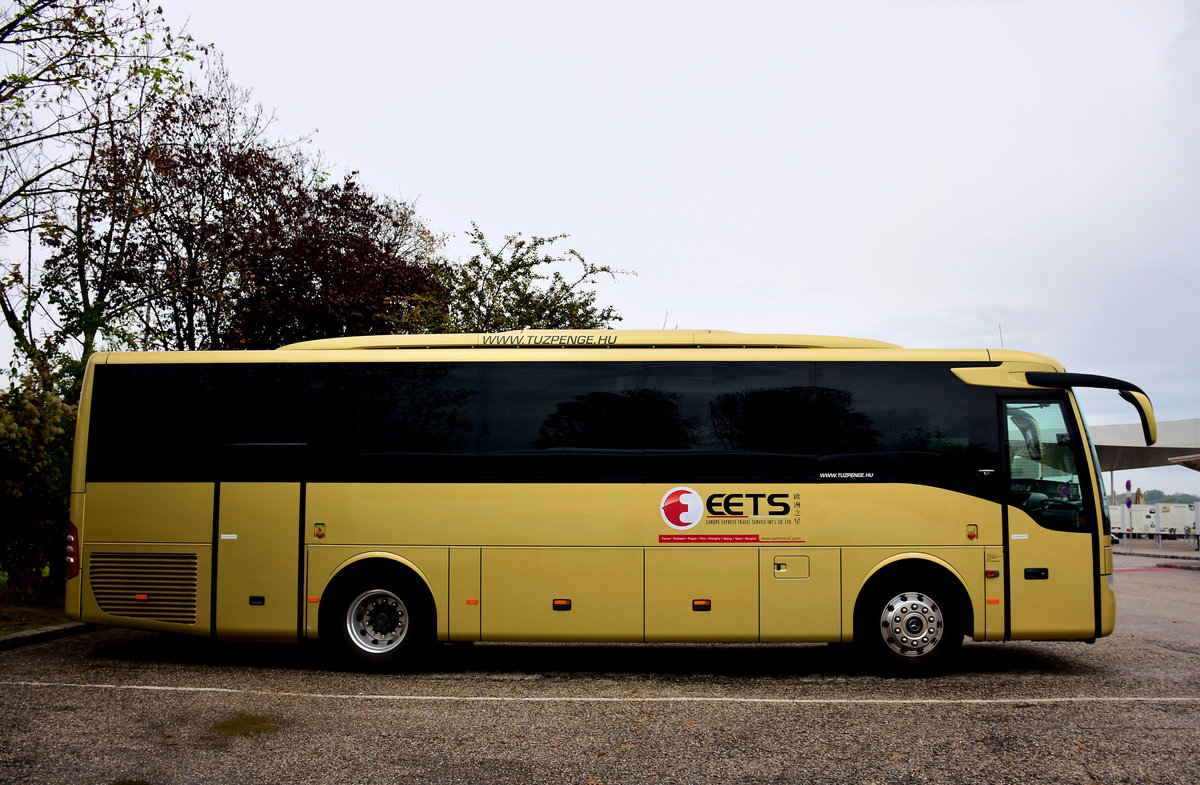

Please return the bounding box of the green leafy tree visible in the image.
[405,222,628,333]
[40,58,444,357]
[123,60,315,351]
[225,172,444,349]
[1,1,182,223]
[37,89,164,395]
[0,0,195,379]
[1142,490,1200,505]
[0,372,74,603]
[42,58,304,360]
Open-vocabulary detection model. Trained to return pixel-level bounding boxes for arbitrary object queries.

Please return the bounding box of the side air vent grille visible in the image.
[89,552,199,624]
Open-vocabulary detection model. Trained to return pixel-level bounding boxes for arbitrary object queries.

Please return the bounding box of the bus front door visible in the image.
[1004,400,1098,640]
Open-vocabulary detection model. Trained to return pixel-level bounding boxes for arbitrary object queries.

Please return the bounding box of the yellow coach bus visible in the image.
[64,330,1156,672]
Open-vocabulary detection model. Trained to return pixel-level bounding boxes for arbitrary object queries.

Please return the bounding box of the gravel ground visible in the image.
[0,553,1196,784]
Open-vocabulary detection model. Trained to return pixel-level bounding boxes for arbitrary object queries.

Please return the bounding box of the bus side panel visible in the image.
[449,547,482,641]
[1100,576,1116,636]
[645,548,757,641]
[840,548,985,641]
[481,548,643,641]
[77,482,215,635]
[84,482,214,542]
[802,485,1002,549]
[984,547,1006,641]
[305,483,650,548]
[305,546,450,642]
[759,548,842,642]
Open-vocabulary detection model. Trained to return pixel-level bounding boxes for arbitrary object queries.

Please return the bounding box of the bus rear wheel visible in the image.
[325,573,429,670]
[857,582,962,675]
[346,588,409,655]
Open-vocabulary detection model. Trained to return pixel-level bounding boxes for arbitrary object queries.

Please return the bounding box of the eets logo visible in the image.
[660,486,794,529]
[661,486,703,529]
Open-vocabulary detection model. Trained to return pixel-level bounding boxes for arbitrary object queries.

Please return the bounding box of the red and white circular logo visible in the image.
[661,486,703,530]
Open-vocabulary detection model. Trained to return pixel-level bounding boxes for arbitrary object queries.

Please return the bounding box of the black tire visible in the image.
[323,570,430,670]
[855,581,963,675]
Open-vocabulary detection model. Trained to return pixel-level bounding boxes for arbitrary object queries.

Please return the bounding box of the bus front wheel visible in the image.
[856,582,963,674]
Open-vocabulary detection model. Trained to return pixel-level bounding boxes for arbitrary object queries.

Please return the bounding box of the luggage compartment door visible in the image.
[216,483,300,641]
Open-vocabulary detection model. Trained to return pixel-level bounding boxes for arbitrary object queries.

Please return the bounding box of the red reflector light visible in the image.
[65,523,79,581]
[134,594,149,601]
[307,596,320,603]
[985,570,1000,578]
[986,598,1000,605]
[465,598,479,605]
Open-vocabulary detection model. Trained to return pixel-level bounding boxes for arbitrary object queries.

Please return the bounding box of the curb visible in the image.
[1116,551,1200,562]
[1155,562,1200,571]
[0,622,91,652]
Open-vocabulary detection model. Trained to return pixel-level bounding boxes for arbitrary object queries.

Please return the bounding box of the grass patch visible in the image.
[208,714,281,737]
[0,604,70,636]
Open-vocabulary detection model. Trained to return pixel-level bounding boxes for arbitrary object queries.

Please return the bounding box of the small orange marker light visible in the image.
[692,599,712,612]
[134,594,149,601]
[307,596,320,603]
[986,598,1000,605]
[465,598,479,605]
[552,599,572,611]
[985,570,1000,578]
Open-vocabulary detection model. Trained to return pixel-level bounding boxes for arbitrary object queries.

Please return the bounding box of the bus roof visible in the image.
[277,330,903,351]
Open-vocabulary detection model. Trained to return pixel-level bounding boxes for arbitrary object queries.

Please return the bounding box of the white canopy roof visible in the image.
[1091,419,1200,472]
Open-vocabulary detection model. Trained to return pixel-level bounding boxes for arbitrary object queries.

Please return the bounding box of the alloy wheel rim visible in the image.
[346,589,408,654]
[879,591,943,657]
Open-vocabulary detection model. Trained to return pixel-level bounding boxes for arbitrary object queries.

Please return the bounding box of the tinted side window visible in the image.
[815,363,1001,497]
[642,361,818,481]
[87,363,312,482]
[313,363,482,482]
[88,364,198,481]
[480,362,646,480]
[87,359,1000,495]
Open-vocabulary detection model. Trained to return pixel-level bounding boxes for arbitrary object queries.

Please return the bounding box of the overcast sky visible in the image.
[156,1,1200,493]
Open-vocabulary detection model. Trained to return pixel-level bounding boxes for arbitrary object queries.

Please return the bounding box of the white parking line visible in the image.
[4,680,1200,705]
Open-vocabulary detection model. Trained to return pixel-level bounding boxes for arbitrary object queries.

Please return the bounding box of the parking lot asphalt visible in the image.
[1,552,1197,785]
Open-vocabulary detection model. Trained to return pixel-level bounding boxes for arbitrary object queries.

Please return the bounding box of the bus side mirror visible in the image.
[1010,409,1043,461]
[1119,390,1157,446]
